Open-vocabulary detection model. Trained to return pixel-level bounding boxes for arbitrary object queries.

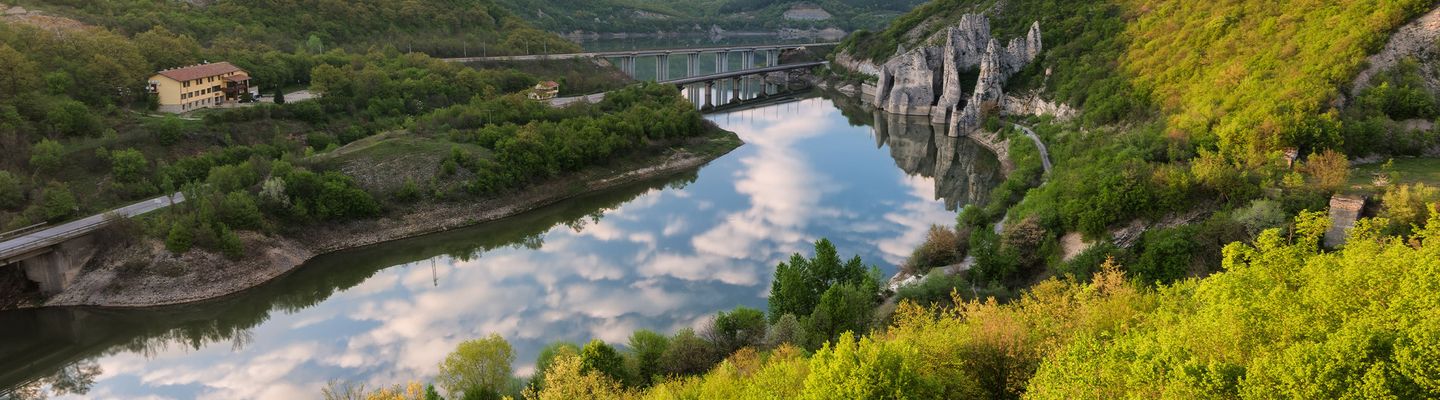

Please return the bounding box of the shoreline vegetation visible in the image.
[30,125,741,309]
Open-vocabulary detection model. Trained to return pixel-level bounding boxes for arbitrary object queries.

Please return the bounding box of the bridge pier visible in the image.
[731,77,742,103]
[687,53,700,77]
[717,52,728,73]
[703,81,714,110]
[17,235,96,295]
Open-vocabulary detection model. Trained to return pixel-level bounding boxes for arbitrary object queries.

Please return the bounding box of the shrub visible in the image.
[31,181,76,222]
[217,224,243,259]
[207,164,259,193]
[218,191,264,230]
[166,220,193,254]
[1302,149,1350,193]
[807,284,876,349]
[110,148,149,183]
[29,139,63,172]
[904,225,961,274]
[528,342,579,392]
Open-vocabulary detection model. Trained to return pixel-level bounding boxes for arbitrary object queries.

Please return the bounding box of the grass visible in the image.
[1347,157,1440,194]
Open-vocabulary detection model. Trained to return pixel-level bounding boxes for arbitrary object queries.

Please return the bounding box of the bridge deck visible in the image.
[444,42,839,63]
[0,193,184,265]
[660,61,825,86]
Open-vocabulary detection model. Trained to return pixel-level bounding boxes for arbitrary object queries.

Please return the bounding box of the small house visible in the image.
[528,81,560,101]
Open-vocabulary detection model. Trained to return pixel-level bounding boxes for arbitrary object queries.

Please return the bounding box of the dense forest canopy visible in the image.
[5,0,578,57]
[493,0,925,33]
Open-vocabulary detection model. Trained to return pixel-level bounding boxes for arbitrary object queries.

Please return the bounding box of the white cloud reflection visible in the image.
[53,98,978,400]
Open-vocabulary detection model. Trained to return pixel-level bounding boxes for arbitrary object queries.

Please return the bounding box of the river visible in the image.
[0,92,1003,399]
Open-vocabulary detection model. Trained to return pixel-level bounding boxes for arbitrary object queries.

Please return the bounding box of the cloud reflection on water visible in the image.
[33,96,999,399]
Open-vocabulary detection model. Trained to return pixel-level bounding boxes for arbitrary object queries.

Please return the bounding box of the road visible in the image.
[0,193,184,263]
[550,93,606,107]
[1011,123,1052,174]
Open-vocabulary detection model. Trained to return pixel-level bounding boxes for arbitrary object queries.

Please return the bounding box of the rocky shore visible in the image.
[35,128,742,308]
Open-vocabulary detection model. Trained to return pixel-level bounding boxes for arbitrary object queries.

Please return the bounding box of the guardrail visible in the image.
[0,223,46,242]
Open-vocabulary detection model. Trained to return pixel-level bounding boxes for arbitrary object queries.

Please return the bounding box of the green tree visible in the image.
[769,239,871,322]
[529,342,579,392]
[44,100,100,137]
[660,328,718,377]
[0,171,23,210]
[802,333,935,399]
[217,224,243,259]
[30,139,64,173]
[166,220,193,253]
[765,313,807,349]
[579,340,627,385]
[133,26,201,71]
[705,306,767,356]
[807,284,875,349]
[218,192,264,230]
[153,116,184,146]
[437,334,514,400]
[110,148,149,183]
[0,44,39,99]
[626,330,669,388]
[33,181,76,222]
[1380,183,1440,233]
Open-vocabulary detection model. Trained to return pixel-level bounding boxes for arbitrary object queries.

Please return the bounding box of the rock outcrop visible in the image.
[873,15,1043,135]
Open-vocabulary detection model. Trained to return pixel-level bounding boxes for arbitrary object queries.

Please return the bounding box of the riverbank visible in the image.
[31,125,743,309]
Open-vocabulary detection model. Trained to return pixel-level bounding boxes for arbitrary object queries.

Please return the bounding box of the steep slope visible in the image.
[841,0,1433,155]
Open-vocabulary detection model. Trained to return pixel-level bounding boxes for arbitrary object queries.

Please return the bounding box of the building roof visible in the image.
[156,62,244,82]
[535,81,560,90]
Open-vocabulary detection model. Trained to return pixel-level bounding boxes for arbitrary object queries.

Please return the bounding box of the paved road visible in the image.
[442,42,839,63]
[0,193,184,263]
[1011,123,1053,174]
[550,93,606,107]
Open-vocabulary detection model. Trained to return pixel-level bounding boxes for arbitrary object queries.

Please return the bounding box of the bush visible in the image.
[217,224,243,259]
[528,342,579,392]
[166,220,193,253]
[218,191,264,230]
[904,225,961,274]
[31,181,76,222]
[1131,225,1200,284]
[207,164,259,193]
[110,148,149,183]
[153,116,184,146]
[29,139,64,172]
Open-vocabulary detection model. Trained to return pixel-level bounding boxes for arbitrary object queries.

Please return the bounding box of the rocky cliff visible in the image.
[873,14,1044,134]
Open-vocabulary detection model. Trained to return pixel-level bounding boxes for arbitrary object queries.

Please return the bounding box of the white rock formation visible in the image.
[873,14,1043,134]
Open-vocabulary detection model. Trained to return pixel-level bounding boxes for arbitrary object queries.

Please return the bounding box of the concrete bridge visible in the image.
[0,193,183,294]
[547,61,826,111]
[444,42,837,82]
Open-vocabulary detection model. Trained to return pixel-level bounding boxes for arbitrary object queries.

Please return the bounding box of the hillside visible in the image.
[2,0,578,57]
[494,0,925,34]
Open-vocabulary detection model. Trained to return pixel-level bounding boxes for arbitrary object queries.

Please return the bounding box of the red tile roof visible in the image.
[157,62,244,82]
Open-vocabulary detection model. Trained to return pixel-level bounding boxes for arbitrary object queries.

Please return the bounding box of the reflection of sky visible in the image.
[53,97,966,399]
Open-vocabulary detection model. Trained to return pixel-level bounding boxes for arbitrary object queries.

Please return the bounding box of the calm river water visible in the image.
[0,93,1002,399]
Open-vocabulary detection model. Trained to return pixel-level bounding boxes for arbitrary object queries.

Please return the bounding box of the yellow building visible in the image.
[147,62,256,113]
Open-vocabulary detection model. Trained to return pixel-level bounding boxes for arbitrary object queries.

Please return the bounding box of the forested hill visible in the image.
[493,0,925,34]
[2,0,578,57]
[841,0,1432,156]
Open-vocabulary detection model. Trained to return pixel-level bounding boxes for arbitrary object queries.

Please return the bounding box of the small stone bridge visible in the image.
[0,193,183,294]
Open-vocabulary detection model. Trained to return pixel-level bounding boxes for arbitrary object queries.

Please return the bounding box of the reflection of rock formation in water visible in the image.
[872,112,1003,210]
